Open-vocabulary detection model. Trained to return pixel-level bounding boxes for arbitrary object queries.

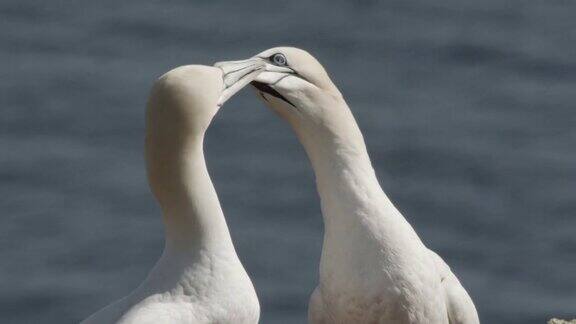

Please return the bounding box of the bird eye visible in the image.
[270,53,288,66]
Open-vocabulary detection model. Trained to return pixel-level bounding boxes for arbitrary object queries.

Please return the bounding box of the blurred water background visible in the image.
[1,0,575,323]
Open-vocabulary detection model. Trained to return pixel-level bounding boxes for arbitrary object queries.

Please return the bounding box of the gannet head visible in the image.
[148,63,264,134]
[215,47,344,125]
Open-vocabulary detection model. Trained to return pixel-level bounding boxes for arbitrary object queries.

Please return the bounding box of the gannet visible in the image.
[81,63,263,324]
[216,47,480,324]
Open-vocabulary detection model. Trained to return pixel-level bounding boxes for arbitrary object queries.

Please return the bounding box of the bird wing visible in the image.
[429,250,480,324]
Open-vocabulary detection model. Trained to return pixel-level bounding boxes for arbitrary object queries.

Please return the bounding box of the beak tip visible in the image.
[213,58,266,106]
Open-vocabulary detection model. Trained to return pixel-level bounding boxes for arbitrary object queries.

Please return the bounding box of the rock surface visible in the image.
[549,319,576,324]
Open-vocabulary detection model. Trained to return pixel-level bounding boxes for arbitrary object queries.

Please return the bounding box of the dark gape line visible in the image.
[250,81,297,108]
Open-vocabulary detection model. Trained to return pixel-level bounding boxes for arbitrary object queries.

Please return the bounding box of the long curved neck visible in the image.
[145,103,233,254]
[291,100,421,247]
[297,106,386,226]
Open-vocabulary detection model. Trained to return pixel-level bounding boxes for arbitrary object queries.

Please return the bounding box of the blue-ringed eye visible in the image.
[270,53,288,66]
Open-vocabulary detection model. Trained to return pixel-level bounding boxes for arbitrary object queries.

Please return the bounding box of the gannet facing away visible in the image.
[81,63,263,324]
[217,48,480,324]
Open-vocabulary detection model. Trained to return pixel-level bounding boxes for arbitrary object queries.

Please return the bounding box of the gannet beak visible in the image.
[214,58,265,106]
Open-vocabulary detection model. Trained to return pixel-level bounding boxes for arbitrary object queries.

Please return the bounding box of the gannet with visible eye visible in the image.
[81,62,263,324]
[216,48,479,324]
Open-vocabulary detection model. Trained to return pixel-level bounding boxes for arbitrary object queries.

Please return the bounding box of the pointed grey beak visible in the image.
[214,58,264,106]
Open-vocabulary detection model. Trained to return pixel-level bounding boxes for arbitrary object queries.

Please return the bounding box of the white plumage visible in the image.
[81,64,262,324]
[218,47,480,324]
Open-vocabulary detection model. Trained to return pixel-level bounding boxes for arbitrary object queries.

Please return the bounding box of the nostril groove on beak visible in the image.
[215,59,265,106]
[223,63,260,77]
[224,66,263,88]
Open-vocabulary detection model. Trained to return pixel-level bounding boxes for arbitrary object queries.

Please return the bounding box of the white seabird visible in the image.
[81,63,263,324]
[217,47,480,324]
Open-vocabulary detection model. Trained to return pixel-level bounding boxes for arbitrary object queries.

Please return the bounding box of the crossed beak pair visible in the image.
[214,58,265,107]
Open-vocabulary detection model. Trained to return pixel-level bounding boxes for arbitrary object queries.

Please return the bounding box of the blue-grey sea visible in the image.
[1,0,575,323]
